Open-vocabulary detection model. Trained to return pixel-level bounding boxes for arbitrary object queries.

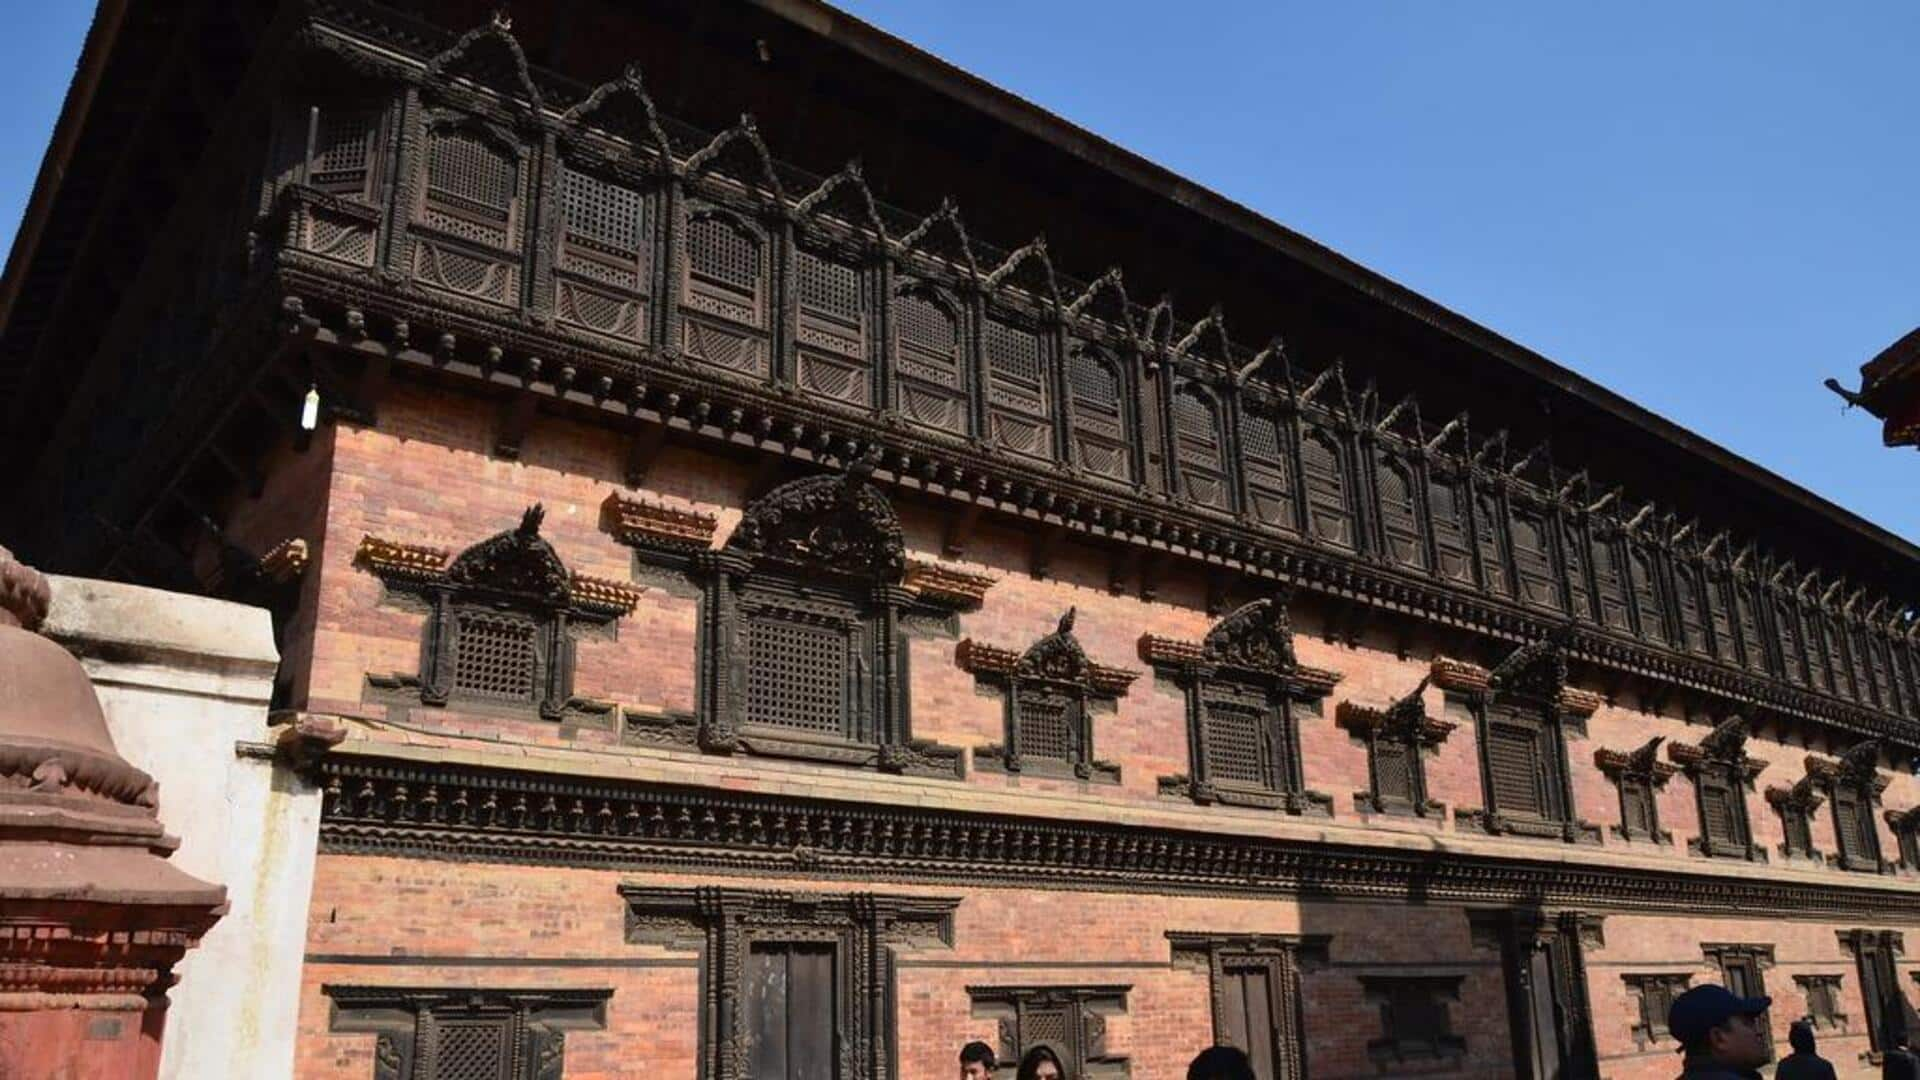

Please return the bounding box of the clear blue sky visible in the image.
[3,3,1913,541]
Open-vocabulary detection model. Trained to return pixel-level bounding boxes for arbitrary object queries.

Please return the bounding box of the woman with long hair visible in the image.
[1016,1043,1069,1080]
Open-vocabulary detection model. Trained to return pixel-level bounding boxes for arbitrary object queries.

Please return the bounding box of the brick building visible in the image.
[6,2,1920,1077]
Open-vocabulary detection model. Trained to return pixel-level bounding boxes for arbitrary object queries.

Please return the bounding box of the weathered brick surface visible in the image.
[288,398,1920,1078]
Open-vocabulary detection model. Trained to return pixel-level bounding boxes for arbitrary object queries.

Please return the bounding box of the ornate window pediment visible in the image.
[355,506,641,722]
[1805,742,1892,874]
[617,470,978,776]
[1667,717,1769,862]
[958,608,1138,782]
[1436,627,1601,844]
[1336,676,1454,817]
[1594,736,1677,845]
[1143,592,1339,814]
[622,886,959,1080]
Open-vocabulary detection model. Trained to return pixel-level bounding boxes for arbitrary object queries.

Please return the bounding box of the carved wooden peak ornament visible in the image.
[1668,716,1769,780]
[1335,676,1455,745]
[1595,737,1679,784]
[958,608,1138,697]
[725,470,906,579]
[1139,592,1343,697]
[356,505,643,617]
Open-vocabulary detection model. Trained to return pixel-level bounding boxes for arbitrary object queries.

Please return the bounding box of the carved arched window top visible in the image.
[1067,344,1123,407]
[444,506,572,607]
[559,69,673,168]
[682,121,786,204]
[422,16,544,115]
[724,472,906,581]
[1203,596,1297,680]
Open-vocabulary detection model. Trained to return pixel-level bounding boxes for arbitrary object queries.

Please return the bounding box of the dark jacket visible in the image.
[1886,1047,1920,1080]
[1675,1062,1762,1080]
[1773,1050,1837,1080]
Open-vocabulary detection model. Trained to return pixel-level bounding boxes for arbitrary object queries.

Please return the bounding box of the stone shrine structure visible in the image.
[6,2,1920,1077]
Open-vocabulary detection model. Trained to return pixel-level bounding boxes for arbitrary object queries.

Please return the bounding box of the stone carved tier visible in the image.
[0,547,226,1079]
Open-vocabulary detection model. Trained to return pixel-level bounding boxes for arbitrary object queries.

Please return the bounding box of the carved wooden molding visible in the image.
[1336,677,1453,818]
[257,537,310,583]
[620,885,958,1080]
[958,608,1136,782]
[902,559,995,609]
[967,984,1131,1080]
[599,492,718,553]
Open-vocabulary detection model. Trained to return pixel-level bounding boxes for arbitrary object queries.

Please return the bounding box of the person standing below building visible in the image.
[1668,984,1772,1079]
[1186,1045,1257,1080]
[1773,1020,1836,1080]
[1884,996,1920,1080]
[1015,1044,1069,1080]
[959,1041,997,1080]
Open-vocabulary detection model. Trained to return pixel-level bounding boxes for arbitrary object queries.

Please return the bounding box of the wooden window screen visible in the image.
[1377,460,1424,569]
[1429,478,1473,582]
[1620,778,1654,838]
[1221,964,1282,1080]
[1794,974,1846,1032]
[984,319,1051,459]
[1363,976,1466,1063]
[1674,567,1709,654]
[797,251,862,323]
[1202,695,1271,788]
[1067,347,1129,482]
[1473,493,1508,594]
[1487,720,1546,818]
[1625,974,1689,1047]
[1014,695,1075,763]
[1593,540,1632,631]
[561,167,642,255]
[1558,520,1593,620]
[1855,936,1899,1052]
[452,613,538,703]
[1629,548,1667,643]
[1774,602,1807,684]
[1700,778,1740,849]
[1173,389,1222,468]
[688,215,760,293]
[984,320,1044,387]
[431,1017,516,1080]
[745,614,849,736]
[1781,801,1817,859]
[745,943,838,1080]
[426,130,516,239]
[895,291,960,380]
[1242,409,1295,530]
[1069,349,1120,410]
[1301,430,1350,546]
[1373,738,1416,806]
[1732,586,1764,671]
[1511,511,1558,608]
[1240,413,1283,459]
[310,107,378,196]
[1834,788,1879,870]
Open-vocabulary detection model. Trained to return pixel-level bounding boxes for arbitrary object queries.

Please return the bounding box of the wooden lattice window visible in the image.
[1147,595,1336,815]
[1300,427,1351,547]
[1472,492,1509,595]
[1428,475,1473,583]
[296,104,383,198]
[1068,345,1130,483]
[794,248,868,395]
[893,284,967,436]
[742,603,854,737]
[451,612,540,704]
[684,211,762,325]
[1793,974,1847,1033]
[1623,974,1690,1049]
[1375,456,1424,568]
[624,887,959,1080]
[1596,737,1675,844]
[1509,509,1559,609]
[1815,613,1847,696]
[1731,579,1765,672]
[1240,405,1294,530]
[1485,712,1554,818]
[1628,545,1668,644]
[1592,536,1632,632]
[1559,520,1593,621]
[1173,385,1230,511]
[422,127,518,248]
[968,986,1131,1080]
[1451,633,1597,843]
[1891,809,1920,871]
[1673,563,1711,655]
[1834,783,1881,872]
[1705,571,1737,661]
[1337,681,1453,818]
[1361,976,1466,1066]
[1773,597,1808,685]
[553,164,648,340]
[323,986,610,1080]
[1769,778,1824,862]
[958,609,1135,783]
[1667,718,1765,862]
[983,318,1053,460]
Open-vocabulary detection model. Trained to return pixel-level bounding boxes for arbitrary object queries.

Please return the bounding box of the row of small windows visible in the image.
[288,104,1920,718]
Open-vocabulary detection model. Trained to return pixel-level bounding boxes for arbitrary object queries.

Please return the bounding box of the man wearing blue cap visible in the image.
[1668,984,1773,1078]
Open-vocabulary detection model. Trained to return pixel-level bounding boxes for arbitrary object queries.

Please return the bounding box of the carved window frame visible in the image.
[1238,389,1297,532]
[967,985,1131,1080]
[1171,379,1233,513]
[1622,974,1690,1050]
[1805,743,1890,874]
[1667,717,1769,863]
[1335,677,1453,817]
[1793,974,1848,1034]
[354,506,638,723]
[1438,633,1601,844]
[615,472,971,777]
[1887,808,1920,873]
[1167,931,1327,1080]
[550,153,655,344]
[622,886,959,1080]
[1359,975,1467,1067]
[1593,736,1677,845]
[1144,593,1338,815]
[1702,943,1775,1055]
[1371,444,1427,571]
[980,304,1056,464]
[1838,929,1903,1053]
[1767,778,1826,864]
[415,114,525,254]
[958,609,1138,783]
[1064,339,1136,486]
[791,233,876,409]
[892,278,971,440]
[323,986,611,1080]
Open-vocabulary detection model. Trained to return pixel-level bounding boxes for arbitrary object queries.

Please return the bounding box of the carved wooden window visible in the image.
[894,284,968,436]
[1485,710,1556,819]
[1592,536,1632,632]
[1472,491,1509,595]
[422,128,518,249]
[794,247,870,407]
[959,609,1135,783]
[323,986,610,1080]
[1673,563,1710,655]
[554,165,648,340]
[1147,595,1336,815]
[1809,612,1842,696]
[686,473,966,777]
[746,942,838,1078]
[1337,682,1452,818]
[1731,579,1765,672]
[1168,933,1324,1080]
[1361,976,1465,1066]
[1628,545,1667,644]
[1706,571,1737,661]
[623,887,959,1080]
[1510,508,1559,609]
[1697,771,1745,853]
[1173,385,1231,511]
[1623,974,1689,1049]
[1705,945,1774,1057]
[983,317,1053,460]
[1839,930,1903,1052]
[1833,782,1882,873]
[292,104,384,199]
[1240,407,1295,530]
[1301,426,1351,546]
[1559,520,1594,620]
[354,507,638,723]
[684,211,763,325]
[1375,455,1425,569]
[1668,718,1765,862]
[1773,597,1808,685]
[1769,780,1823,862]
[1068,344,1131,483]
[1596,737,1675,844]
[1449,633,1597,843]
[968,986,1130,1080]
[1793,974,1847,1033]
[1852,625,1883,707]
[1427,475,1473,583]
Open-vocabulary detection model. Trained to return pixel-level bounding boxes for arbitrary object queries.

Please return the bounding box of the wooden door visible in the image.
[746,942,838,1080]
